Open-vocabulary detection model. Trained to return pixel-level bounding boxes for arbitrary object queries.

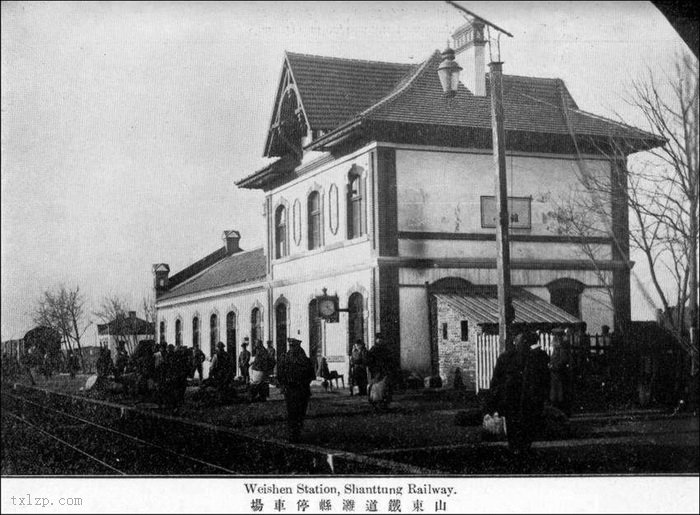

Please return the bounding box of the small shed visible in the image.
[430,285,581,390]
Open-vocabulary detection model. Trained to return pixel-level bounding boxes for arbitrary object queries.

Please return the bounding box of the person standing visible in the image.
[549,328,572,416]
[192,343,206,386]
[487,330,550,454]
[266,340,276,363]
[250,340,275,402]
[238,339,251,384]
[277,337,316,442]
[366,333,394,409]
[350,340,368,396]
[67,349,80,379]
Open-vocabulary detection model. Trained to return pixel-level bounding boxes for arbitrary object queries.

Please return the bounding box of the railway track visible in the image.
[3,390,241,475]
[2,383,436,475]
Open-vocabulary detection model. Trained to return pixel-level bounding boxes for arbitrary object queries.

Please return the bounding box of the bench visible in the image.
[322,371,345,391]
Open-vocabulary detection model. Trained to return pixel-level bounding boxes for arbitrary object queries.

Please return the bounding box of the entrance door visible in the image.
[347,292,364,354]
[275,303,288,360]
[308,299,321,375]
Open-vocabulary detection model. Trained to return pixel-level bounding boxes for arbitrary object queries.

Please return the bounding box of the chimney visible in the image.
[452,20,487,96]
[222,230,242,255]
[152,263,170,298]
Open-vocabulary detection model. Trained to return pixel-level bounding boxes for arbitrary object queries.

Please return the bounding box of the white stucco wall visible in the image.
[398,239,611,261]
[156,286,267,377]
[271,268,374,375]
[395,148,611,235]
[399,286,431,376]
[269,149,373,267]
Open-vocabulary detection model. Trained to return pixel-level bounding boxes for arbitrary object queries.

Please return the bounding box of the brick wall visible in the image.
[435,298,477,390]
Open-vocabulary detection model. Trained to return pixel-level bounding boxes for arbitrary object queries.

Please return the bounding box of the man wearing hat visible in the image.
[277,337,316,442]
[238,338,251,384]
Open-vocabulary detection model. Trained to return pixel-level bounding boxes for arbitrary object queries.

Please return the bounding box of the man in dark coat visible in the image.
[350,339,368,396]
[487,330,550,453]
[238,339,251,384]
[171,342,191,408]
[192,343,206,386]
[366,333,394,408]
[277,337,316,442]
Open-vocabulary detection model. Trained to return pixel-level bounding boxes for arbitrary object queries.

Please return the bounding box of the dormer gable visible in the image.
[264,54,311,159]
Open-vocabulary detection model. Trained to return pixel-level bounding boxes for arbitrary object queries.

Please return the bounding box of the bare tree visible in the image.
[94,295,142,355]
[142,294,156,324]
[32,284,90,368]
[549,53,698,362]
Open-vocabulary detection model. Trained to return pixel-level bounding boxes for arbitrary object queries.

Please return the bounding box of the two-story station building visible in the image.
[153,21,661,388]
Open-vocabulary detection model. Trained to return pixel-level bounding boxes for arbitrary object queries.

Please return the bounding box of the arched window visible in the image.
[347,292,365,354]
[210,313,219,356]
[275,205,288,258]
[547,278,585,319]
[308,191,322,250]
[159,320,166,344]
[251,307,262,344]
[192,316,200,348]
[226,311,236,355]
[175,319,182,346]
[347,171,366,239]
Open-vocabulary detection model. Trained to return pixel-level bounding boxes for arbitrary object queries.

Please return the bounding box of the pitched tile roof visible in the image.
[241,51,662,189]
[359,51,656,141]
[435,287,581,325]
[286,52,416,130]
[157,248,266,302]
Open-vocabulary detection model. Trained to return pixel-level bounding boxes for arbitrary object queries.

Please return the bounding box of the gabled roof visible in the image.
[97,316,154,336]
[435,287,581,326]
[157,248,266,302]
[331,50,658,142]
[285,52,416,130]
[241,50,663,190]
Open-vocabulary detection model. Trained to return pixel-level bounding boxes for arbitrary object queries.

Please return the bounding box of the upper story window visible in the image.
[347,172,366,239]
[308,191,322,250]
[275,205,288,258]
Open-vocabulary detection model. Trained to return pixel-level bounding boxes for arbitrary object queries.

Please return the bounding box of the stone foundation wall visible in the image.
[435,298,477,390]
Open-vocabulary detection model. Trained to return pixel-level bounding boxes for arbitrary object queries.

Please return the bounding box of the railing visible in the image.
[475,332,613,392]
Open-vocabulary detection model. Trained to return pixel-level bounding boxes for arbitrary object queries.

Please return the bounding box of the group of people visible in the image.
[485,327,574,454]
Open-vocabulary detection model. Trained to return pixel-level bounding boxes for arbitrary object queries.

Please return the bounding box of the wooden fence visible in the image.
[475,332,613,392]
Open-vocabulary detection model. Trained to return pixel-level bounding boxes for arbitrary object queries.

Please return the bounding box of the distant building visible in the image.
[154,20,661,388]
[97,311,154,356]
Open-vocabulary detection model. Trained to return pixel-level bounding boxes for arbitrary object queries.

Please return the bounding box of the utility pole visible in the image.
[444,1,514,353]
[489,61,513,353]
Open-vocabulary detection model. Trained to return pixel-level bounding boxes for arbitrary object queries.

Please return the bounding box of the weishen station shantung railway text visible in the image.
[243,483,457,497]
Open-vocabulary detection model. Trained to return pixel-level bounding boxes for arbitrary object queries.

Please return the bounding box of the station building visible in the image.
[153,21,661,388]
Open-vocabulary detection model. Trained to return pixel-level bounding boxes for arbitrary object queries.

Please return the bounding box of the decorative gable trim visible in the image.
[264,55,312,158]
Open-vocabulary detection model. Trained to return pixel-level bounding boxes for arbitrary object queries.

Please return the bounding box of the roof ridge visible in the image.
[351,50,441,121]
[285,51,413,68]
[168,247,265,293]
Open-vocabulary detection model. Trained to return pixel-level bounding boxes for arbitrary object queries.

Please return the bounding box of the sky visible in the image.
[1,1,692,343]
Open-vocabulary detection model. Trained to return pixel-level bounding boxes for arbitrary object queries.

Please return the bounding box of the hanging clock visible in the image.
[316,288,340,322]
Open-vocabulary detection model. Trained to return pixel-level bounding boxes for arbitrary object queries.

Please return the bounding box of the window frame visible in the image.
[307,190,323,250]
[274,204,288,259]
